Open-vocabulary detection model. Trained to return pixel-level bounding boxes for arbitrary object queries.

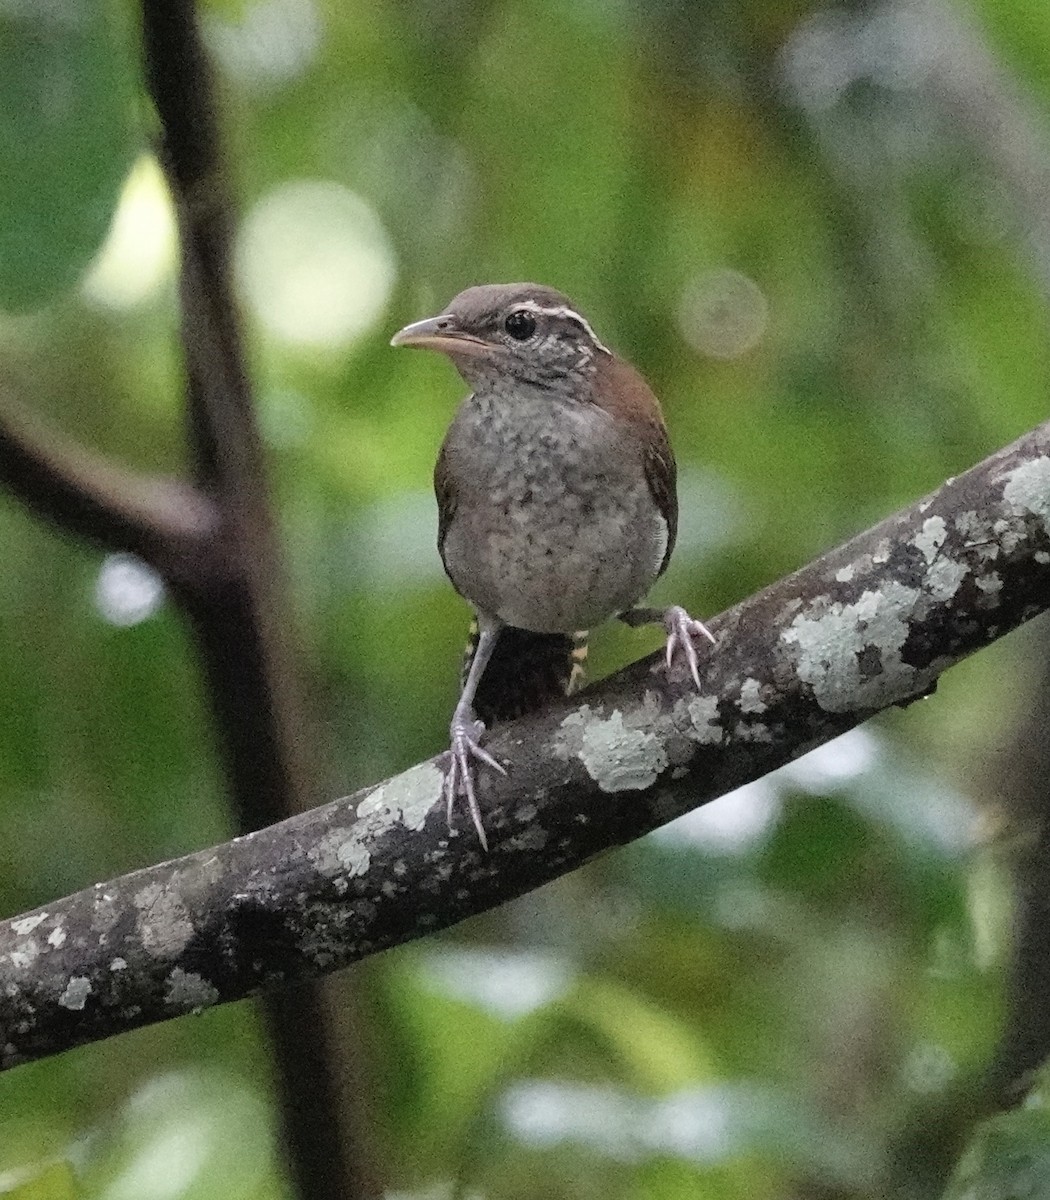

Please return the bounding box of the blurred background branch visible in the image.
[985,631,1050,1109]
[141,4,379,1198]
[0,2,379,1198]
[0,391,220,586]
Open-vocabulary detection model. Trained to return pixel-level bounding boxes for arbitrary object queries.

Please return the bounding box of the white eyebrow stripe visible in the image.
[516,302,611,354]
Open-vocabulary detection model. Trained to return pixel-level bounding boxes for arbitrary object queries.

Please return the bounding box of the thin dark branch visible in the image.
[984,622,1050,1108]
[4,414,1050,1070]
[140,0,311,855]
[141,3,374,1197]
[0,393,221,586]
[907,0,1050,304]
[142,0,255,479]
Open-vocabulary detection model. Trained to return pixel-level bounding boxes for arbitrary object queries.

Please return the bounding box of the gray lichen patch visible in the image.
[7,939,40,971]
[504,826,549,852]
[165,967,219,1013]
[739,678,767,715]
[1003,456,1050,535]
[783,582,924,713]
[621,690,667,733]
[91,890,121,936]
[926,556,969,602]
[735,722,773,743]
[953,509,998,557]
[357,761,444,834]
[914,516,948,564]
[681,694,722,744]
[10,914,47,937]
[310,764,445,884]
[134,882,195,957]
[623,690,696,762]
[993,517,1023,555]
[309,829,371,881]
[58,976,92,1011]
[976,572,1003,599]
[565,708,669,793]
[175,854,225,901]
[554,705,597,759]
[298,907,359,969]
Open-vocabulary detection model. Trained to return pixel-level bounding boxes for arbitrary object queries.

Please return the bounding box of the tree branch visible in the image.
[984,622,1050,1108]
[141,4,376,1197]
[140,0,314,874]
[0,391,222,588]
[4,415,1050,1071]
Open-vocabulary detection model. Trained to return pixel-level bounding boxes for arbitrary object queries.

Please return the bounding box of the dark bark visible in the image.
[139,3,376,1198]
[5,413,1050,1070]
[0,392,221,588]
[984,622,1050,1107]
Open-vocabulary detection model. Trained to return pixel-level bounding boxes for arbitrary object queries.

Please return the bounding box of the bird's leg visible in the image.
[445,622,506,849]
[619,605,717,689]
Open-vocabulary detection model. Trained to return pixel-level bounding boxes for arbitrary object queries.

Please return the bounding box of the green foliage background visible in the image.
[2,0,1049,1196]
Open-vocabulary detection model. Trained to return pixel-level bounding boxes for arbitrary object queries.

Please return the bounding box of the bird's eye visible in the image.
[504,310,536,340]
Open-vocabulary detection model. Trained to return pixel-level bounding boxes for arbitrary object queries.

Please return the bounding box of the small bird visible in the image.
[391,283,714,848]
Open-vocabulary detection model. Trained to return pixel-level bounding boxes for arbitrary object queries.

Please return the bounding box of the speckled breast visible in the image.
[439,390,667,632]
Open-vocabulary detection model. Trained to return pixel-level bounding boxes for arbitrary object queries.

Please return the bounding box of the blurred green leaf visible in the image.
[0,1162,76,1200]
[946,1107,1050,1200]
[80,1069,279,1200]
[0,0,135,310]
[567,976,718,1091]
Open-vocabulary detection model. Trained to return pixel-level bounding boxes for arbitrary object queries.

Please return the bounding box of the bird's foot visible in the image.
[444,716,506,851]
[662,604,716,689]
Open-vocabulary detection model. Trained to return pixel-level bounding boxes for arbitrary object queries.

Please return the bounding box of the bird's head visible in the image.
[390,283,611,392]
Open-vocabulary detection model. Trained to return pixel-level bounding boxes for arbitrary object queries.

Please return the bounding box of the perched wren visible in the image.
[391,283,714,848]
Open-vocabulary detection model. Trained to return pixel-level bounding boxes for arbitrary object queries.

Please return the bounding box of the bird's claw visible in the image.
[444,718,506,850]
[663,604,716,690]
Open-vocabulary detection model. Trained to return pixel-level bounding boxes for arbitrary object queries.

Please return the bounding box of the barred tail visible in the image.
[464,621,588,726]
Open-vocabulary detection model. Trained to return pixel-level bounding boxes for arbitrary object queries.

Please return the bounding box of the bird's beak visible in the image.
[389,314,488,356]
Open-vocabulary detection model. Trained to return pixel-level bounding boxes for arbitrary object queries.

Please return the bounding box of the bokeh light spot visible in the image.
[94,554,165,627]
[235,180,396,349]
[420,948,573,1020]
[678,268,769,360]
[82,156,177,310]
[206,0,321,88]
